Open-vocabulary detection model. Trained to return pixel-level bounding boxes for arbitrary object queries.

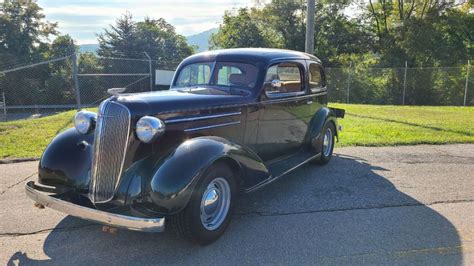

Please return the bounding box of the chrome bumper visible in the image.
[25,181,165,232]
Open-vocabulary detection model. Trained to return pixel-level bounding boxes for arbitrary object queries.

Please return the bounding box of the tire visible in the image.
[315,122,335,165]
[169,162,237,245]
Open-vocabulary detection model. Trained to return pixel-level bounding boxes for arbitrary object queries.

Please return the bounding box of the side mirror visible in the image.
[271,79,282,89]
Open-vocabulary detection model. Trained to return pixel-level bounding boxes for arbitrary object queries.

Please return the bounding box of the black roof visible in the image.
[181,48,321,65]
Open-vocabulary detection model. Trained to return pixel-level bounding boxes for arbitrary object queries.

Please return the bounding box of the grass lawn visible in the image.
[1,104,473,159]
[331,104,474,147]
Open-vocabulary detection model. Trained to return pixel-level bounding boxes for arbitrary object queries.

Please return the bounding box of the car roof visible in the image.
[181,48,322,65]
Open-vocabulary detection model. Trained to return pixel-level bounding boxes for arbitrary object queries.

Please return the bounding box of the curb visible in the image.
[0,158,39,164]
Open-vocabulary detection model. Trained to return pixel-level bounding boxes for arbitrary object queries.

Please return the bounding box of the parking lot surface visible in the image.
[1,144,473,265]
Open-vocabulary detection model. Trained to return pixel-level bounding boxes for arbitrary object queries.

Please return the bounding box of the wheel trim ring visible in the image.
[323,127,333,157]
[200,177,231,231]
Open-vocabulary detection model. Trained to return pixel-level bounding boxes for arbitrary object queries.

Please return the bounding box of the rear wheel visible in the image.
[315,122,335,165]
[169,162,237,245]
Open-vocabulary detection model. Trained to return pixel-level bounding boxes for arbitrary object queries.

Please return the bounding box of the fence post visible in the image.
[72,53,81,110]
[1,92,6,122]
[346,62,352,103]
[402,60,408,105]
[464,60,470,106]
[144,52,153,91]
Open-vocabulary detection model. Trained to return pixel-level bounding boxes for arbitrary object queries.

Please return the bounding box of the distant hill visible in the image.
[186,28,218,52]
[79,44,99,53]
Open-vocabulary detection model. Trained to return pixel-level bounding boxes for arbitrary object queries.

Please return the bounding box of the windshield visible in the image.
[173,61,258,90]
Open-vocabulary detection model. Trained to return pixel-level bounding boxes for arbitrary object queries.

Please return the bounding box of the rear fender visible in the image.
[305,107,338,153]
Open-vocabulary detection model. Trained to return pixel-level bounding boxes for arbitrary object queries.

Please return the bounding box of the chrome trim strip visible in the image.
[184,121,241,133]
[146,91,327,115]
[245,153,321,193]
[89,99,107,202]
[25,182,165,232]
[90,100,132,204]
[265,90,306,99]
[165,111,242,124]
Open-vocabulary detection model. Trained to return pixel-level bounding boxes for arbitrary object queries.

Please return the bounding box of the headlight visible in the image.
[136,116,165,143]
[74,110,97,134]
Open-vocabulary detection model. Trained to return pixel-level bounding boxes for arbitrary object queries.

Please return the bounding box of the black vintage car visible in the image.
[26,48,344,245]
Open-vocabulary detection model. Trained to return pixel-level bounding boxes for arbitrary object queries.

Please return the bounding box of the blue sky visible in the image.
[36,0,257,44]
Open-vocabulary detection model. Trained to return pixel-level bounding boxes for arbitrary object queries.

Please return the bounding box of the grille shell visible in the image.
[89,100,131,203]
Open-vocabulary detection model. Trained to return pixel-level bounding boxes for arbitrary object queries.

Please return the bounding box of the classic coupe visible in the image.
[26,48,344,245]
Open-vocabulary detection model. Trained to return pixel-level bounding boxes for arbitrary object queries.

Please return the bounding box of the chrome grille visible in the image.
[89,100,131,203]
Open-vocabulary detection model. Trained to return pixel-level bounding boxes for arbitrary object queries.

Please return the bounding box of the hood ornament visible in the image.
[107,88,126,96]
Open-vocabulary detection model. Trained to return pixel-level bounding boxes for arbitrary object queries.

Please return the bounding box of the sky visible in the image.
[35,0,258,44]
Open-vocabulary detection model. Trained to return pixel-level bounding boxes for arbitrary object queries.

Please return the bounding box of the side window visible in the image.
[309,63,325,92]
[264,62,304,96]
[217,66,242,86]
[175,63,212,87]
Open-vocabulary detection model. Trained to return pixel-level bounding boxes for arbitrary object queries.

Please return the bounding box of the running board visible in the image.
[245,151,320,193]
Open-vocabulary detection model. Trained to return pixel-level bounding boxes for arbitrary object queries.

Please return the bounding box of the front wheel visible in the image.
[169,162,237,245]
[315,123,335,165]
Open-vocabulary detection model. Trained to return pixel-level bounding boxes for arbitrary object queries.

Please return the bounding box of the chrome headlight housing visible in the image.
[74,110,97,134]
[136,116,165,143]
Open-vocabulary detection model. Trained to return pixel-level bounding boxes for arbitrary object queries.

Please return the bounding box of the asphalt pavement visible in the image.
[1,144,473,265]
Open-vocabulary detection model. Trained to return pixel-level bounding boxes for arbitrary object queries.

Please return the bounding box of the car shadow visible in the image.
[8,154,463,264]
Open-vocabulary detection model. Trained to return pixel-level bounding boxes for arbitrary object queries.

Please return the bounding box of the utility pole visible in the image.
[305,0,315,54]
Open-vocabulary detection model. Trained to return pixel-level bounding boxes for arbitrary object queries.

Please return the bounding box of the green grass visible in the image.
[0,109,95,159]
[1,105,473,159]
[331,104,474,147]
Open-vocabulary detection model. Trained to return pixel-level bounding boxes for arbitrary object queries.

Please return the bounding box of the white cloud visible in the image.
[38,0,256,42]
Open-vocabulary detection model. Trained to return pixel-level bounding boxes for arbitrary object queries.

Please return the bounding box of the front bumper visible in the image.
[25,181,165,232]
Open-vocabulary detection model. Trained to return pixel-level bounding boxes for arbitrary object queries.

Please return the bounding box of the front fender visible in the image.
[38,128,93,190]
[131,136,269,215]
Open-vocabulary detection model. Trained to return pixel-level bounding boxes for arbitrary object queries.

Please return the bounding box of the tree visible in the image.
[0,1,62,106]
[97,13,194,61]
[209,8,275,49]
[211,1,371,66]
[312,2,374,65]
[44,35,77,105]
[0,1,57,65]
[259,0,307,51]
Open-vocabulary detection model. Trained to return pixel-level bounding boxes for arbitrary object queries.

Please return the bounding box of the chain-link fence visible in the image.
[0,55,472,122]
[326,62,473,106]
[0,55,77,120]
[0,53,180,121]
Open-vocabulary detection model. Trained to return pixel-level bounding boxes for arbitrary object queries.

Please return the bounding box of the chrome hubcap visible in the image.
[323,127,333,157]
[200,177,231,231]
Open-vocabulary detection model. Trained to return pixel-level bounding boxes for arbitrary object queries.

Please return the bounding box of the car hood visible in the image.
[110,87,249,117]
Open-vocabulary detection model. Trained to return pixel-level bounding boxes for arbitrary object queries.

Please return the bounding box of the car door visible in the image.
[255,60,311,162]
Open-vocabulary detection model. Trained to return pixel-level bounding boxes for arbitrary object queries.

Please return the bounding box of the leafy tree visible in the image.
[259,0,307,51]
[49,34,77,57]
[44,35,77,105]
[211,1,372,66]
[0,1,57,65]
[0,1,61,106]
[97,12,194,61]
[209,8,275,49]
[136,18,194,63]
[313,2,374,66]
